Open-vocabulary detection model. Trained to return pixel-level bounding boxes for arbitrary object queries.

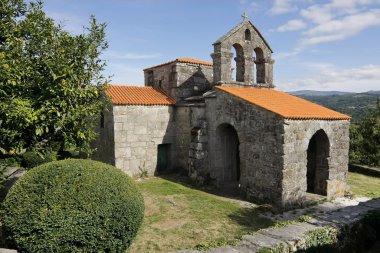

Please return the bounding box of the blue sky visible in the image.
[42,0,380,92]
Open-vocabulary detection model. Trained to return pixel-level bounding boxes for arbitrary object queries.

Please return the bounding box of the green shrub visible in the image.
[0,156,22,167]
[2,159,144,253]
[21,150,57,169]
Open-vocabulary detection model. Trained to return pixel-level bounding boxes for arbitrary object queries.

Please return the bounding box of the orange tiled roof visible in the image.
[143,57,213,71]
[216,86,350,120]
[105,85,176,105]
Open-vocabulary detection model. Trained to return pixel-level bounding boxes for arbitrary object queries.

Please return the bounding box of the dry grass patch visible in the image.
[128,177,272,253]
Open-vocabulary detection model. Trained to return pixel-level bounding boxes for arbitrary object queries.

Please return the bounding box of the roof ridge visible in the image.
[143,57,213,71]
[106,84,145,88]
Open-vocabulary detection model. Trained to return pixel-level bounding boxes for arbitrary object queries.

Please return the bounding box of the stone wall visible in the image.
[282,119,350,207]
[111,105,175,176]
[204,89,284,204]
[143,62,213,101]
[92,107,115,166]
[172,104,207,178]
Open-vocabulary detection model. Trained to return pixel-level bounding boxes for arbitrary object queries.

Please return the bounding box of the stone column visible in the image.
[254,57,275,88]
[234,54,245,82]
[244,55,254,85]
[211,44,233,84]
[254,58,265,84]
[265,58,275,87]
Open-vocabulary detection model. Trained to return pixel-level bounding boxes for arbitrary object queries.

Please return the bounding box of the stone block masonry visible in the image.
[144,61,213,101]
[282,119,350,207]
[94,104,176,177]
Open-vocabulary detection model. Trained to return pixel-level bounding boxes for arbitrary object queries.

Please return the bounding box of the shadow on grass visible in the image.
[349,164,380,178]
[227,206,274,231]
[157,173,232,195]
[157,172,258,203]
[155,172,275,233]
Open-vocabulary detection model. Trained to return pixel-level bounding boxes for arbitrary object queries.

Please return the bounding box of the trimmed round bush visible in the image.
[3,159,144,253]
[21,150,57,169]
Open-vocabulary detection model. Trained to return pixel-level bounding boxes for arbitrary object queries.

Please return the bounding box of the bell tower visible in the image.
[211,14,275,88]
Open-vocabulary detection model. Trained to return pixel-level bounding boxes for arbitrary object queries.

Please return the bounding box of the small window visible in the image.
[100,112,105,128]
[245,29,251,41]
[147,71,154,86]
[158,80,162,88]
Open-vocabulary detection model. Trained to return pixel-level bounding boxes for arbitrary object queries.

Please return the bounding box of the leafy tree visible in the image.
[358,99,380,166]
[349,99,380,167]
[0,0,109,156]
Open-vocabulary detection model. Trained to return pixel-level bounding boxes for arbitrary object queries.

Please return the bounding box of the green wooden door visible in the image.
[157,144,170,172]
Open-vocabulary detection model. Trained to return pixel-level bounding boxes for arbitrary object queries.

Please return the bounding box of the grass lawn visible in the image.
[128,177,273,253]
[348,171,380,198]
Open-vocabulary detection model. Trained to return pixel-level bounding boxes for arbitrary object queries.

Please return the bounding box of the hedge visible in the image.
[2,159,144,253]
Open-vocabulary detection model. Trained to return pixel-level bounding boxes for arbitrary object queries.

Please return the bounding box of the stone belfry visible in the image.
[211,14,275,88]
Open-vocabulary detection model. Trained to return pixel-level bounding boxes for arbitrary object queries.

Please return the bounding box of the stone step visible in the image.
[172,197,380,253]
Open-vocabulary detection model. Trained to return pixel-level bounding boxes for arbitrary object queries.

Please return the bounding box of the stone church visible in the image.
[93,16,350,207]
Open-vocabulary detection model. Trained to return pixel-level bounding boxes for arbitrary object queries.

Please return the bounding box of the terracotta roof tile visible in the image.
[143,57,212,71]
[106,85,176,105]
[216,86,350,120]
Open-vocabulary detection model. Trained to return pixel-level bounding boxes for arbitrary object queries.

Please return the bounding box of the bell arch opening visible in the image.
[216,124,240,189]
[231,43,245,82]
[254,47,265,84]
[306,129,330,196]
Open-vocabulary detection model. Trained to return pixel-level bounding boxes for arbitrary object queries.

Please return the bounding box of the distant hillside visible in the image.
[290,90,354,96]
[290,91,380,122]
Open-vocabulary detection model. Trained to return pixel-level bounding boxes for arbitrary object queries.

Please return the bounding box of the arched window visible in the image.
[231,43,245,82]
[254,47,265,83]
[245,29,251,41]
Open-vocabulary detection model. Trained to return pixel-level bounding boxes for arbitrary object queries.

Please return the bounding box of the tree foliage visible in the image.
[349,99,380,167]
[0,0,109,155]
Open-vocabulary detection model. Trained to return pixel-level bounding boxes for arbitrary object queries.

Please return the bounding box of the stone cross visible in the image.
[242,12,249,20]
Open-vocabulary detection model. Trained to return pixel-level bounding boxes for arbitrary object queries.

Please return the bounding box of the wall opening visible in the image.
[157,144,171,173]
[231,43,245,82]
[100,112,105,128]
[216,124,240,188]
[254,47,265,84]
[245,29,251,41]
[306,130,330,196]
[147,70,154,86]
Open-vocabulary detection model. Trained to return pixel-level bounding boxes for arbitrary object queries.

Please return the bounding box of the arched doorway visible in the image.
[306,130,330,195]
[216,124,240,188]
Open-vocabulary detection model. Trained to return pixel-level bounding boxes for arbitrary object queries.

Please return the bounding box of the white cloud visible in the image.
[104,50,162,60]
[277,19,307,32]
[269,0,298,15]
[278,64,380,92]
[300,9,380,46]
[269,0,380,48]
[300,0,380,24]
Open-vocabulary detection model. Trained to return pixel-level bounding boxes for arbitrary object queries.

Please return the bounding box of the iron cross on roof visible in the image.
[242,12,249,20]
